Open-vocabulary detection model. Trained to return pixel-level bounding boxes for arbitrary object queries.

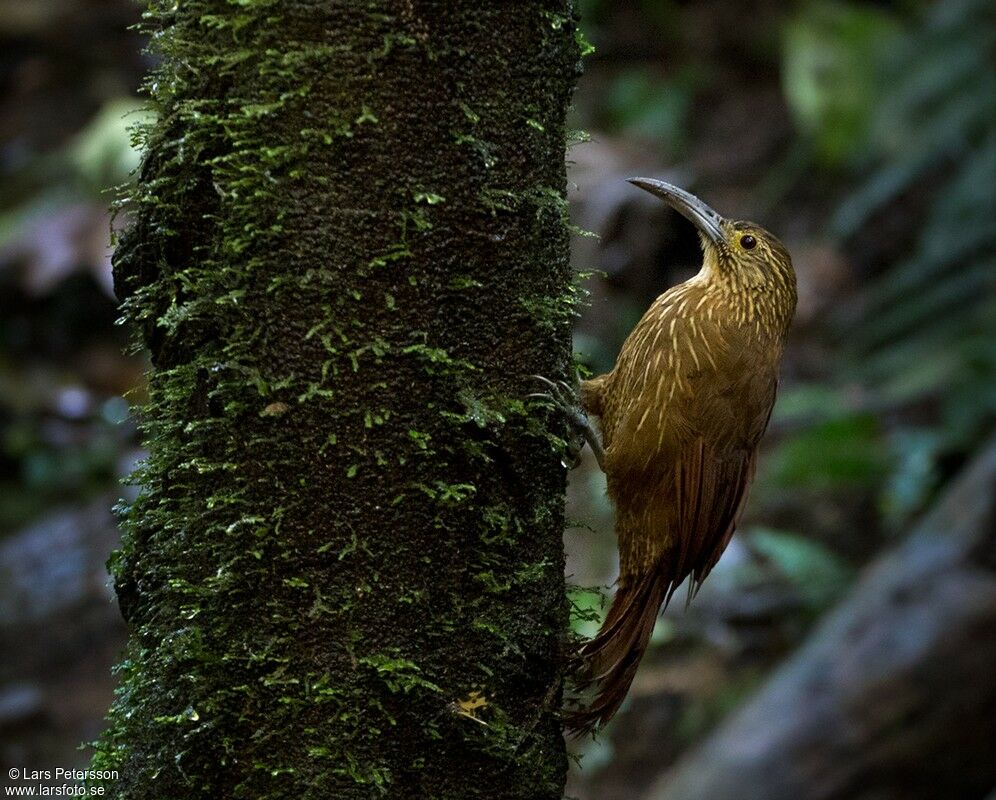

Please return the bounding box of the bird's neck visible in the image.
[691,262,796,335]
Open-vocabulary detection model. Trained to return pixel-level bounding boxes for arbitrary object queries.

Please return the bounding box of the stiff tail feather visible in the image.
[564,567,666,735]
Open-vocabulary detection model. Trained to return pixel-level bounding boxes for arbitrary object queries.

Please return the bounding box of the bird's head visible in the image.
[628,178,796,306]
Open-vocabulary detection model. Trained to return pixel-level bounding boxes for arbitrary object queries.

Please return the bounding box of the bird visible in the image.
[543,178,796,734]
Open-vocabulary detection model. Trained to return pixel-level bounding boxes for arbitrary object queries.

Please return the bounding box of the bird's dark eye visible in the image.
[740,234,757,249]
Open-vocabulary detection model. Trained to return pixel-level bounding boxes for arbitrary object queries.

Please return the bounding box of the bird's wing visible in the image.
[669,366,778,591]
[668,438,756,599]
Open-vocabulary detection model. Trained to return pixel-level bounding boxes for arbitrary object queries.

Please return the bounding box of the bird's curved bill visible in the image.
[628,178,725,244]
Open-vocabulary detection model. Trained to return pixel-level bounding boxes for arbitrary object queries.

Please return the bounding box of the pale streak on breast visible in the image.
[650,323,664,353]
[657,383,677,450]
[655,368,667,403]
[695,320,720,371]
[687,335,701,371]
[688,317,709,369]
[675,369,688,394]
[702,346,718,372]
[641,356,653,388]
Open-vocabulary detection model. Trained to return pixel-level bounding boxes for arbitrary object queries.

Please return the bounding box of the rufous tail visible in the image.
[564,567,666,735]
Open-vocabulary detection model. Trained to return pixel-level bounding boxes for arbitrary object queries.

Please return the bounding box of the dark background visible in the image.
[1,1,993,797]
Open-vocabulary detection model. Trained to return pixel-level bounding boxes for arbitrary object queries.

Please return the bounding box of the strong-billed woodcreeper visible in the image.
[549,179,796,733]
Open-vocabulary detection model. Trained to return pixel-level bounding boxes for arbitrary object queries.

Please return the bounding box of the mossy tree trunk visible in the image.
[92,2,580,798]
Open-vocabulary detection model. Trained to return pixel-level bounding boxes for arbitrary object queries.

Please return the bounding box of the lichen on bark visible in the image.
[91,2,580,798]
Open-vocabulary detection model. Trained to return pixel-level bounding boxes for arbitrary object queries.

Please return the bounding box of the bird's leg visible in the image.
[585,426,606,472]
[529,376,605,472]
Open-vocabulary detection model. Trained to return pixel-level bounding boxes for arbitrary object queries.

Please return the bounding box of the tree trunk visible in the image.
[91,3,579,798]
[644,436,996,800]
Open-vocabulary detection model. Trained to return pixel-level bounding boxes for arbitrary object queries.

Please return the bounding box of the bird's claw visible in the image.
[529,375,588,469]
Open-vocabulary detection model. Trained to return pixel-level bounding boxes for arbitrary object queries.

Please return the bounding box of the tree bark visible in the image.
[91,3,579,798]
[644,436,996,800]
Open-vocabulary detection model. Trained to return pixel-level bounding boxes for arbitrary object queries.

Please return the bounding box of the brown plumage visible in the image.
[566,179,796,734]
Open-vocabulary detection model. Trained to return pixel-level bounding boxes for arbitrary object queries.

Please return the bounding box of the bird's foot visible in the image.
[528,375,604,471]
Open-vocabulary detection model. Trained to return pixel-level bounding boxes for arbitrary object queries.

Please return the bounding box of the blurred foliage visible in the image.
[0,348,137,533]
[782,2,902,165]
[764,413,888,490]
[1,393,130,526]
[673,671,764,746]
[834,0,995,448]
[0,98,146,241]
[70,99,150,194]
[0,98,145,534]
[573,0,702,154]
[769,0,995,529]
[747,527,853,612]
[596,67,702,153]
